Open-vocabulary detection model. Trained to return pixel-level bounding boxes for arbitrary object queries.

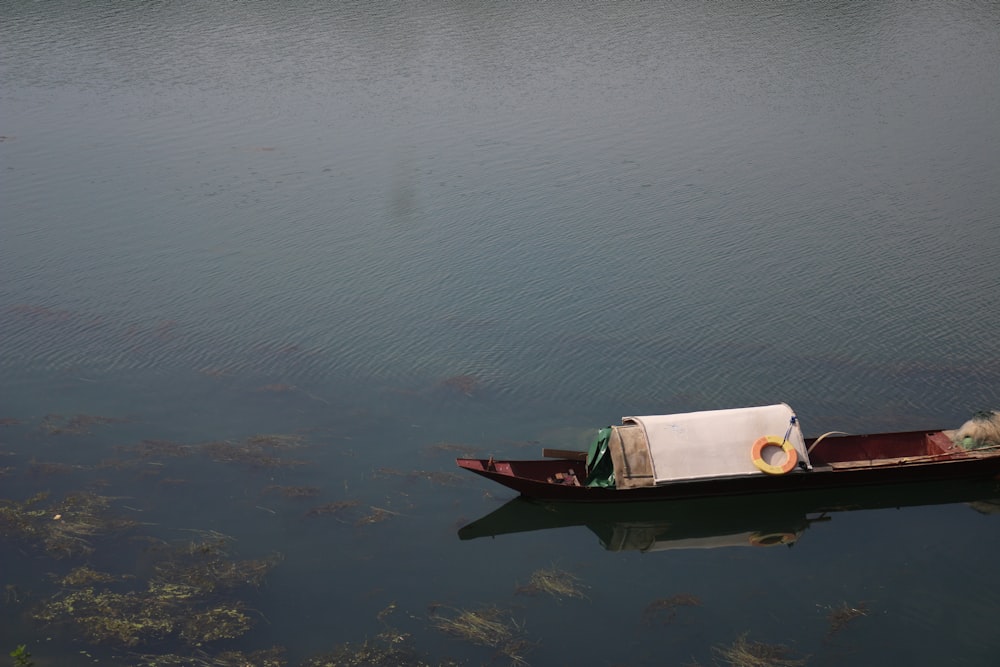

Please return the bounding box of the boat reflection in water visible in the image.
[458,478,1000,552]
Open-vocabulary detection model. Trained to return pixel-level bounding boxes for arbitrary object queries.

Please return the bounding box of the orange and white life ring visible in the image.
[751,435,798,475]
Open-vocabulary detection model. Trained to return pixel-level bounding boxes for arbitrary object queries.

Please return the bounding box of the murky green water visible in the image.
[2,1,999,665]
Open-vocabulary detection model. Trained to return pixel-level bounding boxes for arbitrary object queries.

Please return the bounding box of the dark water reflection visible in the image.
[2,0,1000,665]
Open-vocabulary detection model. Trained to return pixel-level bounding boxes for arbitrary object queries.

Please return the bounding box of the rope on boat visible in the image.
[807,431,851,455]
[781,416,796,448]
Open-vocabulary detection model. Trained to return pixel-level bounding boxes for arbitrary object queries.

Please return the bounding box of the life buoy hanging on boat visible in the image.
[751,435,798,475]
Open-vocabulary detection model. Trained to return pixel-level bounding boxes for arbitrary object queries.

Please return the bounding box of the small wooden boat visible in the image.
[456,404,1000,503]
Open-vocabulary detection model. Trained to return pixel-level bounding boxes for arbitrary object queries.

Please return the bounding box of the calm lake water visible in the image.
[2,1,999,665]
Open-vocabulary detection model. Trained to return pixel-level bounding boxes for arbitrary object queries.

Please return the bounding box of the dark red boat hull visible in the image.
[456,430,1000,502]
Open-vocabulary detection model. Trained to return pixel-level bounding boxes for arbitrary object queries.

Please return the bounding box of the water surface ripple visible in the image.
[2,1,999,664]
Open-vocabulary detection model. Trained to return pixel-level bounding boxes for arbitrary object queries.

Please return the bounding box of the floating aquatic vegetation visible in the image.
[27,460,87,477]
[263,484,321,499]
[31,586,250,647]
[244,434,305,449]
[436,375,478,397]
[301,631,445,667]
[824,601,869,637]
[515,567,587,601]
[0,491,136,558]
[356,506,401,526]
[305,500,360,519]
[93,457,147,473]
[155,552,280,593]
[40,413,125,436]
[136,467,166,484]
[32,587,178,646]
[9,644,32,667]
[33,533,279,649]
[152,533,281,594]
[57,566,123,586]
[127,439,194,458]
[134,647,286,667]
[430,605,532,665]
[376,601,398,623]
[179,606,252,645]
[0,466,13,478]
[201,436,307,469]
[373,468,408,478]
[713,633,808,667]
[0,417,23,426]
[431,605,512,645]
[295,602,456,667]
[641,593,702,625]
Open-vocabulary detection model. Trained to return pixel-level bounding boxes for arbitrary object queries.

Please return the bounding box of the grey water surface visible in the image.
[2,1,999,665]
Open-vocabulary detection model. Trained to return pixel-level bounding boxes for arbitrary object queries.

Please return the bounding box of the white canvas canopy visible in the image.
[618,403,810,485]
